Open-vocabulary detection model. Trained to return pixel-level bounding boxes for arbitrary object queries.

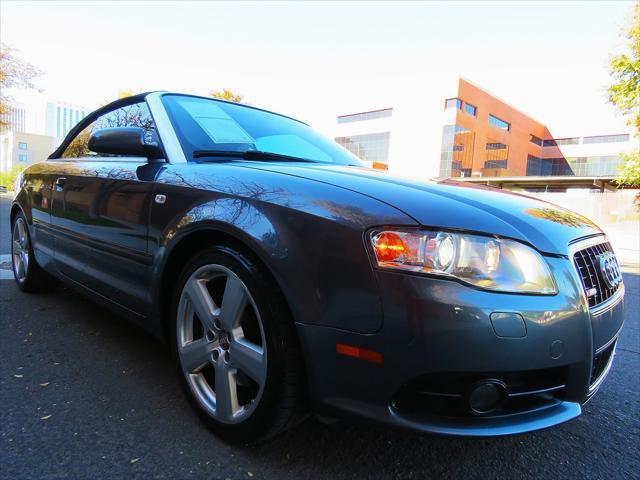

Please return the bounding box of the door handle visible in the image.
[54,177,67,192]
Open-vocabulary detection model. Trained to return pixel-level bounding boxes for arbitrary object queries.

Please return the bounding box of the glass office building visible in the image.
[334,108,392,169]
[438,79,635,180]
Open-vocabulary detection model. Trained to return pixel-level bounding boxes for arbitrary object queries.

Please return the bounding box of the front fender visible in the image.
[149,163,416,334]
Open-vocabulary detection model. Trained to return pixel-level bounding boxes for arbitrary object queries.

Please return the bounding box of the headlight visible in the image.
[370,229,557,294]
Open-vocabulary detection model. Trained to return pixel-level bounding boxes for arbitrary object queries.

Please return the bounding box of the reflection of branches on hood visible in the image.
[188,198,259,229]
[159,170,210,190]
[94,166,137,180]
[158,171,303,209]
[313,200,373,228]
[524,207,594,228]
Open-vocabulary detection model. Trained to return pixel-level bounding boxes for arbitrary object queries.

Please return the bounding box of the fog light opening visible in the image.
[468,379,508,415]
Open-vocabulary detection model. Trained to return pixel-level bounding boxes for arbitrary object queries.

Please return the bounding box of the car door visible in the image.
[49,101,161,315]
[20,162,58,271]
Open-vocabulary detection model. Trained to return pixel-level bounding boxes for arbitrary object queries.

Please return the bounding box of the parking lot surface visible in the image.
[1,194,638,479]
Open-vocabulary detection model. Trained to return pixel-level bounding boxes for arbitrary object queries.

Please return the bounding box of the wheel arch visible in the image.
[10,201,27,227]
[10,203,22,224]
[154,223,295,344]
[10,183,32,225]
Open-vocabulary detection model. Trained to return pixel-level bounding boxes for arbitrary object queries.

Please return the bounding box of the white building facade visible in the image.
[0,130,60,173]
[4,102,27,132]
[45,101,92,139]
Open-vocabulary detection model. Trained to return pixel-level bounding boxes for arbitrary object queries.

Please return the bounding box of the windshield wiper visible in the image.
[193,149,316,163]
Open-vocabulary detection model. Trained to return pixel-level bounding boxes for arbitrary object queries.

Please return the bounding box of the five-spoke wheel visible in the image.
[177,264,267,424]
[172,246,305,441]
[11,212,53,292]
[12,216,30,283]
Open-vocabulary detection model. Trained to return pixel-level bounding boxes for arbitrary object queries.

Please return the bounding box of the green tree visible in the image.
[0,165,27,191]
[608,2,640,185]
[210,88,244,103]
[616,150,640,185]
[0,43,41,130]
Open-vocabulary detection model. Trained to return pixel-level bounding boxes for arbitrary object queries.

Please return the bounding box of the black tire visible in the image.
[11,211,55,293]
[170,244,307,442]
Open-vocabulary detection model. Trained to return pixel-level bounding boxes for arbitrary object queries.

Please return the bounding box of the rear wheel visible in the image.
[11,212,54,292]
[171,245,306,441]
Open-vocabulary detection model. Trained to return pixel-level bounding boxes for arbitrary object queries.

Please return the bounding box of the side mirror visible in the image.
[88,127,164,160]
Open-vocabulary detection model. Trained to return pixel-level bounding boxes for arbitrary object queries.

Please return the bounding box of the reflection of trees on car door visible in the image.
[50,101,160,315]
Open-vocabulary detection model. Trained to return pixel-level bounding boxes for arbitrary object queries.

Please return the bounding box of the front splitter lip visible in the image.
[388,401,582,437]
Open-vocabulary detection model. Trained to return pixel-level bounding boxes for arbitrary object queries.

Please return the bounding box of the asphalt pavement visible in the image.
[1,193,639,480]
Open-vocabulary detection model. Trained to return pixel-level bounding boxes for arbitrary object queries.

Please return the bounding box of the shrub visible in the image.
[0,165,26,192]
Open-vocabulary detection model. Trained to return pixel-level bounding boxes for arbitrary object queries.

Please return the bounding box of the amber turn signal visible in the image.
[372,231,406,262]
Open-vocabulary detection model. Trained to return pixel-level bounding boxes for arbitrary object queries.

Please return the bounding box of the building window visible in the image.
[484,160,507,169]
[486,142,507,150]
[464,103,477,117]
[18,154,28,162]
[488,114,510,131]
[485,141,508,166]
[18,142,27,150]
[57,107,61,137]
[334,132,391,164]
[445,98,462,110]
[543,137,579,147]
[529,134,542,146]
[439,124,475,178]
[556,138,579,146]
[460,168,472,177]
[583,134,630,144]
[527,155,551,176]
[337,108,392,124]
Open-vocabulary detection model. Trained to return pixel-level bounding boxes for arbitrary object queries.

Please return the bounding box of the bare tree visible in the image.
[0,43,41,130]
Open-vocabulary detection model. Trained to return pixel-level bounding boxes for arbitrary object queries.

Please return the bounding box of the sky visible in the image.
[1,0,636,138]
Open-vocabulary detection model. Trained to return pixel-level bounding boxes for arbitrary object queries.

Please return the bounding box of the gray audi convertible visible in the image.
[10,92,624,441]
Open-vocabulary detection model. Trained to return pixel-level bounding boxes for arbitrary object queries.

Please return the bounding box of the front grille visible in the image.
[591,342,615,386]
[573,241,622,308]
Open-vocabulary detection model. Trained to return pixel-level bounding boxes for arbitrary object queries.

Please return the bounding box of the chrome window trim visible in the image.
[47,156,148,164]
[146,92,187,164]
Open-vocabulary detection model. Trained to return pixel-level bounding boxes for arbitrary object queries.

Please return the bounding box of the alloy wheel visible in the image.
[12,217,30,283]
[176,264,267,424]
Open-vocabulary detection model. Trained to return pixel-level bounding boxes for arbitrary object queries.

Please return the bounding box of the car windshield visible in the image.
[162,94,365,166]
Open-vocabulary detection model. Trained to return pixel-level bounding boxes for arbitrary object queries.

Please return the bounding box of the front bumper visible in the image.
[297,255,624,436]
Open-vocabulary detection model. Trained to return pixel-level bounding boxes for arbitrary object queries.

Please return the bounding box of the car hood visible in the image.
[239,163,602,255]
